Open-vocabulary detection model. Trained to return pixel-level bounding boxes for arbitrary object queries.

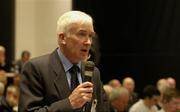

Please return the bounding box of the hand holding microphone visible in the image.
[69,61,95,109]
[69,82,93,109]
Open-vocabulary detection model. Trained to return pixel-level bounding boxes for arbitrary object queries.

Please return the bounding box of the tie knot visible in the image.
[69,65,80,74]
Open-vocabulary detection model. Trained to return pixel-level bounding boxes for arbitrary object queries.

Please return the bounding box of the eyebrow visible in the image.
[78,29,94,33]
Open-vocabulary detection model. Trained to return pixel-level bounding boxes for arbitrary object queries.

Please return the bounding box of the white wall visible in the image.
[15,0,72,59]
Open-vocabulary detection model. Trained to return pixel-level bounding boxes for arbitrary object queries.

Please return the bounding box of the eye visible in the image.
[77,31,87,37]
[76,31,94,40]
[89,33,95,39]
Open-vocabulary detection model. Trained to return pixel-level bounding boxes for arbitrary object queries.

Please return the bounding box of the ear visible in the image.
[58,32,66,45]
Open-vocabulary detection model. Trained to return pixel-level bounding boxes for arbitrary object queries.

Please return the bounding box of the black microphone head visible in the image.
[84,61,95,82]
[85,61,95,71]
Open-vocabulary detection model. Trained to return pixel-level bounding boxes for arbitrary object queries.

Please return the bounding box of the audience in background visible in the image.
[166,77,176,89]
[109,87,129,112]
[109,79,121,88]
[0,85,19,112]
[156,78,171,110]
[103,84,113,97]
[15,50,31,73]
[0,46,10,72]
[157,88,180,112]
[0,46,5,69]
[157,78,170,95]
[129,85,160,112]
[122,77,139,112]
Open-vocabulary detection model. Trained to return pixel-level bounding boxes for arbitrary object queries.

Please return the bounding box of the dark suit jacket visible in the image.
[0,96,13,112]
[19,49,109,112]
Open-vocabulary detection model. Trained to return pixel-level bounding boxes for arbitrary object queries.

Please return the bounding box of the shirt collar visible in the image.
[57,48,81,72]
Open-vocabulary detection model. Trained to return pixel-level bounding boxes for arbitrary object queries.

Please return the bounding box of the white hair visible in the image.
[109,87,129,101]
[56,11,93,35]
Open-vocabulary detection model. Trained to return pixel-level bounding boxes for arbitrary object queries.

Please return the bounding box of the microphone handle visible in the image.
[84,76,92,82]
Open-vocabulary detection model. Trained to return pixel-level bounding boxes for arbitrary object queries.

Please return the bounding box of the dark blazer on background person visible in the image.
[0,96,13,112]
[19,49,108,112]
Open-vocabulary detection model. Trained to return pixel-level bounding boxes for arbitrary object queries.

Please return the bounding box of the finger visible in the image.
[79,86,93,93]
[82,93,92,102]
[80,82,93,88]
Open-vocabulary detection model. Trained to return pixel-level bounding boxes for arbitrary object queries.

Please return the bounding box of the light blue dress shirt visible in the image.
[57,48,82,88]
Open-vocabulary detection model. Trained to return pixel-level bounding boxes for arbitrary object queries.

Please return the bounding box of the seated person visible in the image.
[0,46,10,72]
[129,85,160,112]
[109,79,121,88]
[15,50,31,73]
[0,85,19,112]
[166,77,176,89]
[109,87,129,112]
[122,77,139,112]
[157,88,180,112]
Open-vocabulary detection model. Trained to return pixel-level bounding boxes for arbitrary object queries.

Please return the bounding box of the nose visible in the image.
[84,37,92,45]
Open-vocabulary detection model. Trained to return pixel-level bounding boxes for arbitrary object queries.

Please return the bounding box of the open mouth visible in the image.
[81,49,88,53]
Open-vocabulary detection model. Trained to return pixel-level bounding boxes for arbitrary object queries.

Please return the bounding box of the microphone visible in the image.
[83,61,95,112]
[84,61,95,82]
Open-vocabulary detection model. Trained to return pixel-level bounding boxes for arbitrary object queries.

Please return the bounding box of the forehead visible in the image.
[69,22,94,33]
[117,93,129,100]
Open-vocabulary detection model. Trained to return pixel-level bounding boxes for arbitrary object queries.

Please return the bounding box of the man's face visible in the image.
[23,53,30,61]
[148,95,160,107]
[124,81,135,93]
[6,89,19,106]
[60,23,95,63]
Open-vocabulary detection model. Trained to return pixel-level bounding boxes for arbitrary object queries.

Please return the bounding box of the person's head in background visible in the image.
[0,45,6,66]
[166,77,176,89]
[103,84,113,97]
[157,78,170,95]
[161,88,180,112]
[57,11,95,64]
[109,87,129,112]
[108,79,121,88]
[122,77,135,94]
[142,85,160,108]
[21,50,31,62]
[5,85,19,108]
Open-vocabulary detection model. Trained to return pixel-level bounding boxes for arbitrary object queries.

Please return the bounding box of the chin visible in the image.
[79,56,86,61]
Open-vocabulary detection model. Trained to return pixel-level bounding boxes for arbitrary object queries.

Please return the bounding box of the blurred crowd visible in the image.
[0,45,30,112]
[104,77,180,112]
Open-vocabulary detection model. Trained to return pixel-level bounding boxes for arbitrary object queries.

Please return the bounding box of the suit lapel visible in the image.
[50,49,71,98]
[49,50,94,110]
